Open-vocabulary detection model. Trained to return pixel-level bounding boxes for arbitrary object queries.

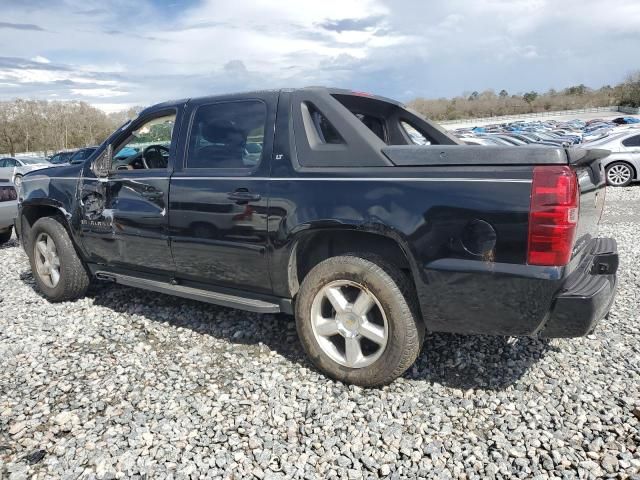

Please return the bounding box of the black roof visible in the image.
[139,87,404,117]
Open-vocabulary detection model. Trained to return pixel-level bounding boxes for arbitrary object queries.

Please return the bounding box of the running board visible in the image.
[94,271,281,313]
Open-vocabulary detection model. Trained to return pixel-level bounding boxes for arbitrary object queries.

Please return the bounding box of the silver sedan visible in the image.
[583,130,640,187]
[0,181,18,244]
[0,157,52,189]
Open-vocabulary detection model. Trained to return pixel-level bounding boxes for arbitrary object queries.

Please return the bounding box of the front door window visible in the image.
[112,114,176,171]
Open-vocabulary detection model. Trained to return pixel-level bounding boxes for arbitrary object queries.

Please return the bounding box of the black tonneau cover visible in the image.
[382,145,609,167]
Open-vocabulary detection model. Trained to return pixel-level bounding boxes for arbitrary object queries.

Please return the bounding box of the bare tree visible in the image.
[408,78,626,121]
[0,99,127,156]
[617,71,640,108]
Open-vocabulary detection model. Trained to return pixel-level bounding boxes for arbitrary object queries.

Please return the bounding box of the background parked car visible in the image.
[452,116,640,186]
[584,131,640,187]
[113,146,140,161]
[0,157,51,189]
[69,146,98,164]
[49,151,77,165]
[0,181,17,244]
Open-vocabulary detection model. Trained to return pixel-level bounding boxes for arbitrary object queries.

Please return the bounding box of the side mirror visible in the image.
[92,144,112,178]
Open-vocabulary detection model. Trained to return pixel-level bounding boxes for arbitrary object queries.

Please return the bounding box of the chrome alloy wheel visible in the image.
[310,280,388,368]
[34,232,61,288]
[607,164,632,186]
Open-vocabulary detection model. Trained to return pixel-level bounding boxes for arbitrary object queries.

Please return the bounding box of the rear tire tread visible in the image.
[295,253,424,387]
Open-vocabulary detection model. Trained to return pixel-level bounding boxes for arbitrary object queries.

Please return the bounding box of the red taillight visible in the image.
[527,165,579,266]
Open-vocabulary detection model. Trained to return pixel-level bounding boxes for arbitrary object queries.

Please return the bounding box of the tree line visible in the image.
[0,100,140,157]
[408,71,640,121]
[1,72,638,156]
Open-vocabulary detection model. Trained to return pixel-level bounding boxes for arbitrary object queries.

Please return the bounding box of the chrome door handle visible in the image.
[227,190,261,203]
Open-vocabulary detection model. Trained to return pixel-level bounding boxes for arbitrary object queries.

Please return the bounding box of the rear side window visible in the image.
[187,100,266,169]
[302,102,344,145]
[622,135,640,147]
[355,114,386,142]
[401,121,431,145]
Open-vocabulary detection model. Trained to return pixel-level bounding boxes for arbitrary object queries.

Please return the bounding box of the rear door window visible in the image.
[186,100,267,169]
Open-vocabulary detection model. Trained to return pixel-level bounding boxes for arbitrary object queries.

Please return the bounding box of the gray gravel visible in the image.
[1,187,639,479]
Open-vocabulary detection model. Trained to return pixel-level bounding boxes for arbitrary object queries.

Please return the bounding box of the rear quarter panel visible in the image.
[267,161,562,336]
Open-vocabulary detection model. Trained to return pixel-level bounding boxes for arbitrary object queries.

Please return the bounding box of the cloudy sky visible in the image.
[0,0,638,112]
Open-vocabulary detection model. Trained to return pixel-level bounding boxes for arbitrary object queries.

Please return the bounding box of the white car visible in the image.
[583,131,640,187]
[0,157,52,189]
[0,181,17,244]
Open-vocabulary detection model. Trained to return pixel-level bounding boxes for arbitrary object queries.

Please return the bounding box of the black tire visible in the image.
[28,216,90,302]
[295,254,424,387]
[605,162,634,187]
[0,226,12,244]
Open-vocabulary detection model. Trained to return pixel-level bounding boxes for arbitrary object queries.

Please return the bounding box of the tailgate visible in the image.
[567,148,609,263]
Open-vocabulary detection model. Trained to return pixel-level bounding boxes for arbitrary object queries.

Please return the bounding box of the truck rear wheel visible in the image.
[28,217,90,302]
[295,254,424,386]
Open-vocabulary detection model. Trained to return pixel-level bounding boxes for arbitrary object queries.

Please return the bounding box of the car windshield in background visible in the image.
[50,152,75,164]
[70,148,97,163]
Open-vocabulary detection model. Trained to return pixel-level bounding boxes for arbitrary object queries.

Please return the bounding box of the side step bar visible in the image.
[95,271,281,314]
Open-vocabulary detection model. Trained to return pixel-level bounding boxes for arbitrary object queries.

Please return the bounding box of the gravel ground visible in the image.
[1,187,639,480]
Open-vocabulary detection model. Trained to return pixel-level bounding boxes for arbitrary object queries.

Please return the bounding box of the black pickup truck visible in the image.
[17,87,618,386]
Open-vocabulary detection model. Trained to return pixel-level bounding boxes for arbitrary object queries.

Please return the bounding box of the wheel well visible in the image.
[20,205,68,249]
[606,160,637,179]
[289,230,413,297]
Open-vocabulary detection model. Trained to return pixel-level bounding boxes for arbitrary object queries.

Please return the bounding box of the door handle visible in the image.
[227,190,261,203]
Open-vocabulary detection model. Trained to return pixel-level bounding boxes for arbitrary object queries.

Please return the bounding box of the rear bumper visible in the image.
[540,238,618,338]
[417,237,618,337]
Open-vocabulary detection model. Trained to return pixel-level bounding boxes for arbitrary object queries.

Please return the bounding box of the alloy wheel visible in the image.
[607,164,632,186]
[34,232,61,288]
[310,280,388,368]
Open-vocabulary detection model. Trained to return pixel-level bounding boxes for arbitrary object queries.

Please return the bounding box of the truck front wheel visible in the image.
[295,254,424,386]
[28,217,90,302]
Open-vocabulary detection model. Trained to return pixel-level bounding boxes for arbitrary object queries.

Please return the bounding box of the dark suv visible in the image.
[49,147,98,165]
[17,87,618,386]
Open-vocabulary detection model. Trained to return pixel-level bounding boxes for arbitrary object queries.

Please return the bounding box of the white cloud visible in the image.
[92,102,136,114]
[0,0,638,108]
[70,87,128,97]
[30,55,50,64]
